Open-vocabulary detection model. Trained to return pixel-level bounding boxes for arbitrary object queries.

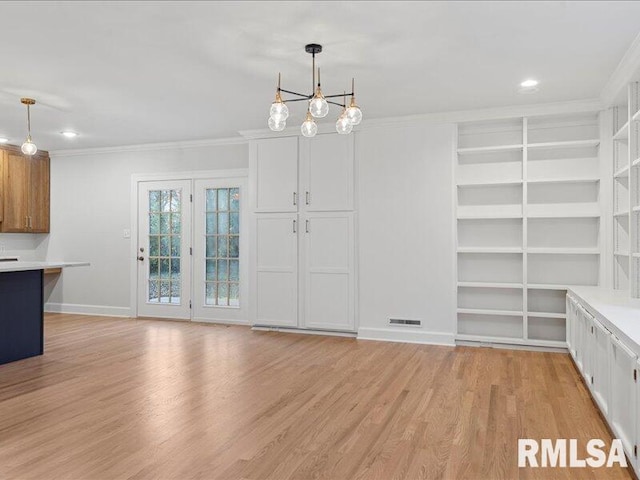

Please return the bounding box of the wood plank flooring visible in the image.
[0,314,634,480]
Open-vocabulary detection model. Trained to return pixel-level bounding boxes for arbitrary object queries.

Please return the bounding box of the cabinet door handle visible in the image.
[305,219,309,233]
[29,216,32,228]
[293,192,297,206]
[293,219,297,233]
[25,216,28,229]
[306,191,310,205]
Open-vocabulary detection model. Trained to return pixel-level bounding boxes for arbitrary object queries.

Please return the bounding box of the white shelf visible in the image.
[457,247,523,254]
[527,177,600,185]
[633,253,640,259]
[614,251,630,257]
[457,144,523,155]
[614,211,630,217]
[457,179,523,187]
[457,308,523,317]
[613,121,629,141]
[614,165,630,178]
[528,312,567,319]
[633,157,640,167]
[527,139,600,150]
[457,213,523,220]
[528,247,600,255]
[527,205,600,218]
[527,284,569,290]
[457,282,523,289]
[632,206,640,212]
[455,334,567,349]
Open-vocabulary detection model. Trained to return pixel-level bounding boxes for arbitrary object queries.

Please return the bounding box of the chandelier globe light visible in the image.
[268,44,363,137]
[20,98,38,156]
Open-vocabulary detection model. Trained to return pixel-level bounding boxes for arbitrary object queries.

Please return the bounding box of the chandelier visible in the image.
[20,98,37,155]
[268,44,362,137]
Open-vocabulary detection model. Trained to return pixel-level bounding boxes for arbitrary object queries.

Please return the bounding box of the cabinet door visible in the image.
[582,309,594,384]
[610,335,637,460]
[253,213,298,327]
[250,137,298,213]
[301,212,355,331]
[566,295,575,358]
[29,154,50,233]
[574,305,585,373]
[2,152,30,232]
[300,134,354,212]
[591,318,610,415]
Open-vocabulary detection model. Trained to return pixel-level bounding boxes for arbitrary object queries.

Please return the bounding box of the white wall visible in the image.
[43,143,248,316]
[356,124,456,345]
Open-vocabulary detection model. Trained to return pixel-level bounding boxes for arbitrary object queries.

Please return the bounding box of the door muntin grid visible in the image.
[205,187,240,307]
[148,189,182,304]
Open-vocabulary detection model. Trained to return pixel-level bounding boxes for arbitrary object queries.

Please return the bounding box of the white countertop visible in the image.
[568,286,640,356]
[0,261,89,273]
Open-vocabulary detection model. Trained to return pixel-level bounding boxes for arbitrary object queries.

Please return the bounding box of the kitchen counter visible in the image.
[0,261,89,365]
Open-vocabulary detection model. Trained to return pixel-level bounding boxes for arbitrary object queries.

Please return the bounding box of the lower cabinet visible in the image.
[253,212,356,332]
[567,293,638,472]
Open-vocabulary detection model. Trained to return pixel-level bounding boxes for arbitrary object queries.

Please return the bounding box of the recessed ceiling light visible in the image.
[61,131,78,138]
[520,79,539,88]
[0,137,8,144]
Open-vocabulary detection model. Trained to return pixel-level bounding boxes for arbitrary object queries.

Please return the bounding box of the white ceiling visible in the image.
[0,0,639,151]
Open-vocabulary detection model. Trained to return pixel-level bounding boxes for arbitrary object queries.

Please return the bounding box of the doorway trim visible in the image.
[130,169,248,319]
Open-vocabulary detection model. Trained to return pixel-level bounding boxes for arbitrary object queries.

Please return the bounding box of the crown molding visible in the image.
[239,98,603,139]
[601,32,640,107]
[50,136,248,158]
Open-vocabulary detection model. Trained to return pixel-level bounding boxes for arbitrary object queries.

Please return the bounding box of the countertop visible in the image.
[568,286,640,356]
[0,261,89,273]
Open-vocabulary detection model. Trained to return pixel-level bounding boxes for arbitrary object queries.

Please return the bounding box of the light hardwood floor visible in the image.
[0,314,634,480]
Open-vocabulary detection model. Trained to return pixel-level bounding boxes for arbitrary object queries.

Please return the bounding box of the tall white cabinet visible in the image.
[250,134,356,332]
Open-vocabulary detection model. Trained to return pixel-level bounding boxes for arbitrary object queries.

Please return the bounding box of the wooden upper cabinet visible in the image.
[0,146,50,233]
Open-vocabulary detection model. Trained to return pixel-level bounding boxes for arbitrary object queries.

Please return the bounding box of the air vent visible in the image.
[389,318,422,327]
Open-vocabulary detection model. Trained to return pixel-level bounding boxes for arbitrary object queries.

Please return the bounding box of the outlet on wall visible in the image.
[123,229,131,239]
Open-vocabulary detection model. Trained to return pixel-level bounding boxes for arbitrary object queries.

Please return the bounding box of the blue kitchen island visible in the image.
[0,261,88,365]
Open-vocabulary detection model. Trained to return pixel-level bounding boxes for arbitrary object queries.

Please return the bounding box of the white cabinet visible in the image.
[302,213,355,331]
[250,137,298,212]
[254,213,298,327]
[300,135,354,212]
[250,134,357,332]
[590,317,611,415]
[610,334,637,461]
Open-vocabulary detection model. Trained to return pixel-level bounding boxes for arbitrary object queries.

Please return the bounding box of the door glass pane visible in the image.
[204,187,240,307]
[148,189,182,304]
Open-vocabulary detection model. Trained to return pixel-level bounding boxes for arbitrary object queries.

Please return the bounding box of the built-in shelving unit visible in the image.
[612,82,640,297]
[456,113,602,348]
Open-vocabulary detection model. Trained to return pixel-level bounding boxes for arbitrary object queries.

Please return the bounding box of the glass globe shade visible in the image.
[21,138,37,155]
[335,113,353,135]
[301,118,318,138]
[268,116,286,132]
[309,94,329,118]
[269,101,289,122]
[346,105,362,126]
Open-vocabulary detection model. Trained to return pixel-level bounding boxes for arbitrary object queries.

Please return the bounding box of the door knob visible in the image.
[137,256,144,262]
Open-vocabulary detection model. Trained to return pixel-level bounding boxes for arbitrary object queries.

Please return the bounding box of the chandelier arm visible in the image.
[323,92,355,99]
[327,100,346,108]
[278,88,312,98]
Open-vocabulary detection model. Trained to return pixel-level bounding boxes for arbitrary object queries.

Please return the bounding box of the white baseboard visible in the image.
[193,317,251,326]
[44,302,131,318]
[357,327,455,346]
[252,325,357,338]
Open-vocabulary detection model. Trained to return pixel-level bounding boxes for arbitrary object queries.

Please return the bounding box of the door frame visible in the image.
[130,169,248,319]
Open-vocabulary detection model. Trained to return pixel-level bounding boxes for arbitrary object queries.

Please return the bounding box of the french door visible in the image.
[137,180,192,319]
[136,177,247,322]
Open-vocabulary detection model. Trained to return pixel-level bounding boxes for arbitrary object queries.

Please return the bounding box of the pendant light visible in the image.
[345,78,362,126]
[20,98,37,156]
[268,44,363,135]
[336,92,353,135]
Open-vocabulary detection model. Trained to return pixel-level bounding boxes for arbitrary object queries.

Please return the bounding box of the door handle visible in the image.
[293,219,297,233]
[293,192,297,206]
[306,191,310,205]
[305,219,309,233]
[137,256,145,262]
